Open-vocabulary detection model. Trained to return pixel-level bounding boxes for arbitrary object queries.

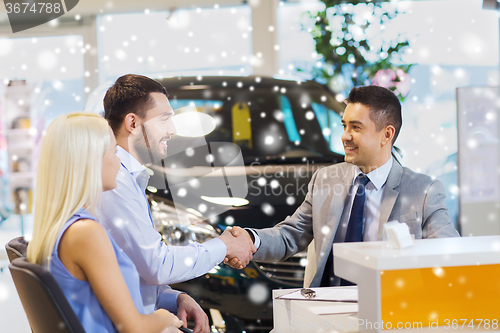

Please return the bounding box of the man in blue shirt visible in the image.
[97,74,256,333]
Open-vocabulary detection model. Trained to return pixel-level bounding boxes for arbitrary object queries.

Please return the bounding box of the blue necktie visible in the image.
[345,174,370,242]
[340,174,369,286]
[321,174,370,287]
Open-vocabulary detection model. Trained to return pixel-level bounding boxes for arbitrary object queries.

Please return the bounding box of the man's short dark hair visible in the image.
[346,86,402,144]
[103,74,168,135]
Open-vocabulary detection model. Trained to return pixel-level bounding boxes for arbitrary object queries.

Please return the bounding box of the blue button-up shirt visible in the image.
[97,146,226,314]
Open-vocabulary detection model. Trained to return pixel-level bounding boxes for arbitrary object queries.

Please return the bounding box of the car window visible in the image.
[277,95,301,143]
[311,102,344,155]
[165,84,345,166]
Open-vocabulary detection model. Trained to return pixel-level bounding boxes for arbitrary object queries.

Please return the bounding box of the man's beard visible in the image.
[132,129,167,164]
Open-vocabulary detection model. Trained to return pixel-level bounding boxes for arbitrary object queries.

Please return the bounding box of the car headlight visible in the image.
[150,198,220,246]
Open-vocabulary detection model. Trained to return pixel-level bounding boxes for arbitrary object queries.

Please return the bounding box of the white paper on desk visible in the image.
[309,303,359,315]
[277,287,358,302]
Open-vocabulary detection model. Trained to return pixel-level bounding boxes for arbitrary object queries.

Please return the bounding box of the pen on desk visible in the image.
[300,288,316,299]
[274,296,358,303]
[275,289,358,303]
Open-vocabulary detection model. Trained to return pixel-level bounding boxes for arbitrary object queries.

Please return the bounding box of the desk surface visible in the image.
[333,235,500,270]
[273,287,358,333]
[273,287,499,333]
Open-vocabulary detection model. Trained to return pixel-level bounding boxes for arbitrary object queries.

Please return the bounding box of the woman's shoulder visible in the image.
[67,218,104,232]
[58,218,115,282]
[63,218,110,248]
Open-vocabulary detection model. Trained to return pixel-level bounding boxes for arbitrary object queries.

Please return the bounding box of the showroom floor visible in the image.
[0,215,31,332]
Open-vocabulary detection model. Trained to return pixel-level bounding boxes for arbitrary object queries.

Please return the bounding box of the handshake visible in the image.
[217,226,256,269]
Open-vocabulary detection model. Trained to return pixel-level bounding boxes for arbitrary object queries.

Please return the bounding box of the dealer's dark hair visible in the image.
[104,74,168,135]
[346,85,402,144]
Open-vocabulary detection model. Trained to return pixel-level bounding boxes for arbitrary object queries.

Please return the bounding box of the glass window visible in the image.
[96,6,253,83]
[277,95,301,143]
[277,1,325,79]
[311,101,344,155]
[277,0,499,226]
[0,35,85,124]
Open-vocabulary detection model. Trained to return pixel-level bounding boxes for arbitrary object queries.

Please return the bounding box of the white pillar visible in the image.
[250,0,280,76]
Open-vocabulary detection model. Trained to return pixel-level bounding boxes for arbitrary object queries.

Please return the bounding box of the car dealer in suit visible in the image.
[229,85,460,287]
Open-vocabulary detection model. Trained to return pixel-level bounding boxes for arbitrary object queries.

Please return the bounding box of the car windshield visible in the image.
[167,84,345,164]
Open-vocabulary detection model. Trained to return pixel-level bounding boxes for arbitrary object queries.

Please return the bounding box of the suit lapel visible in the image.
[325,164,356,243]
[312,164,355,286]
[377,161,403,239]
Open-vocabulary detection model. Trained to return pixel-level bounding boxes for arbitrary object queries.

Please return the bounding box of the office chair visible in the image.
[6,238,191,333]
[9,257,85,333]
[5,236,28,262]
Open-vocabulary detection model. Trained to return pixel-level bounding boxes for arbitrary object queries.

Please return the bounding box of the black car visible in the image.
[143,76,346,333]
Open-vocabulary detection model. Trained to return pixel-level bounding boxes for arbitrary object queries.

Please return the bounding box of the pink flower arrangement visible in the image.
[371,68,411,98]
[372,69,396,88]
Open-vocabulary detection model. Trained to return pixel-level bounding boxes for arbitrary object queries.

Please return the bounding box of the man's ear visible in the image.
[123,113,140,134]
[381,125,396,146]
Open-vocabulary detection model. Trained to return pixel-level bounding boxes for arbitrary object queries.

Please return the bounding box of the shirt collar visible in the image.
[116,146,145,177]
[354,156,393,190]
[116,146,151,191]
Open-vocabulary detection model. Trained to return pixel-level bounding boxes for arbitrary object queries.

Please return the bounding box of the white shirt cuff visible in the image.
[245,228,260,249]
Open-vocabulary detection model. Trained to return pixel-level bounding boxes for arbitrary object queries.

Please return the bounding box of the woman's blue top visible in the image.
[50,208,144,332]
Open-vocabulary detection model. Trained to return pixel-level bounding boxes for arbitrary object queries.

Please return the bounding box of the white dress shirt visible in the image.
[97,146,226,314]
[334,156,393,242]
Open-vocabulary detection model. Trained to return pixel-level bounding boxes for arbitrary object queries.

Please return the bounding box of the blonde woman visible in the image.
[27,112,183,333]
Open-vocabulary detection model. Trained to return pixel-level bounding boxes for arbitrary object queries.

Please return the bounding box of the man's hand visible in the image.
[176,293,209,333]
[218,226,256,269]
[223,226,256,269]
[227,226,253,241]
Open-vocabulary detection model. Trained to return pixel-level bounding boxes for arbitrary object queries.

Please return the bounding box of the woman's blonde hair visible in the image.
[27,112,111,266]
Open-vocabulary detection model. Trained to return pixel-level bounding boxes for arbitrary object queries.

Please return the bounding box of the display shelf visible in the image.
[6,128,31,135]
[9,180,32,192]
[6,129,34,143]
[7,142,33,150]
[0,83,11,226]
[4,80,35,218]
[9,172,33,179]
